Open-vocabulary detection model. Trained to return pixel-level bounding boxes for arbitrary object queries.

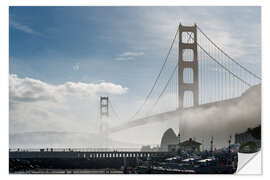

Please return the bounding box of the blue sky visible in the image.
[10,7,166,97]
[9,6,261,147]
[9,7,261,97]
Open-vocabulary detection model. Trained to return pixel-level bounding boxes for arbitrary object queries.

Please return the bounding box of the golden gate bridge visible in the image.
[105,23,261,135]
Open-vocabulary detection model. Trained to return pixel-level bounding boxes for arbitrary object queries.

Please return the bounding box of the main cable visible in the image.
[129,26,179,120]
[187,31,252,87]
[197,26,261,80]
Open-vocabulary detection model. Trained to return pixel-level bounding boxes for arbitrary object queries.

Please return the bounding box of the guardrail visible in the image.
[9,148,167,153]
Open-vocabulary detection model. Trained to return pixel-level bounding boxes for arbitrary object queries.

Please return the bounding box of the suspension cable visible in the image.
[129,26,179,120]
[187,32,252,87]
[108,100,121,121]
[148,30,194,113]
[197,26,261,80]
[151,63,178,113]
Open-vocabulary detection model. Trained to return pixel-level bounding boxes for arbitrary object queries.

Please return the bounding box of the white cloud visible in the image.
[10,21,42,36]
[119,52,144,57]
[9,74,128,139]
[9,74,128,103]
[115,56,134,61]
[115,51,144,61]
[9,74,55,103]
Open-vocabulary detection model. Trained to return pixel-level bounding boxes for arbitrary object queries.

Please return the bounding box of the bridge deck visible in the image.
[109,96,240,133]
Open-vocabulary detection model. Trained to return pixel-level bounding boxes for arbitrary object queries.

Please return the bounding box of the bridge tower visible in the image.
[100,96,109,135]
[178,24,199,109]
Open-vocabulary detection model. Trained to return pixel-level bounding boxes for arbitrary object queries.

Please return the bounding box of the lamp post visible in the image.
[228,135,232,153]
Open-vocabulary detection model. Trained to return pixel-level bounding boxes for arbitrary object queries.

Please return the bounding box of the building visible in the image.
[168,138,201,153]
[160,128,178,151]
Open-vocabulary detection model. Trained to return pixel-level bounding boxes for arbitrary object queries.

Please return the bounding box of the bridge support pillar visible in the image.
[178,24,199,109]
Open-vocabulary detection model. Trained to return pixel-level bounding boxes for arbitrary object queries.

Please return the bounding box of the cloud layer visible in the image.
[9,74,128,146]
[110,84,261,149]
[10,21,42,36]
[10,74,127,103]
[115,51,144,61]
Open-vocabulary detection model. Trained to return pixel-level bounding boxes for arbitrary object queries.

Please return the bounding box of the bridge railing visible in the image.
[9,148,167,153]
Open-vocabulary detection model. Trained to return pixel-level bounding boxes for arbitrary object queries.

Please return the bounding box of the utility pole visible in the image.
[228,135,232,153]
[177,127,181,153]
[177,127,181,145]
[210,136,213,154]
[202,138,204,151]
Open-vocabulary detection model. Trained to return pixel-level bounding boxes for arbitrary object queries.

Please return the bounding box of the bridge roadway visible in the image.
[109,96,240,133]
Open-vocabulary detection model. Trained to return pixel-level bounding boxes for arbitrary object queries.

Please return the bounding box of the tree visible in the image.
[239,141,258,153]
